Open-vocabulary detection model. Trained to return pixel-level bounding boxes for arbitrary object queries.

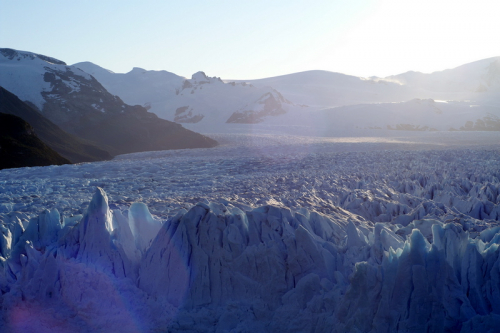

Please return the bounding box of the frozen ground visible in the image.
[1,128,500,332]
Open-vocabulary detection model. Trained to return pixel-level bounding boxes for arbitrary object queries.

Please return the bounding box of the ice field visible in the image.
[1,128,500,332]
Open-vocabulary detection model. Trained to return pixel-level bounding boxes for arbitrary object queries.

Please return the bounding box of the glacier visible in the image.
[0,131,500,332]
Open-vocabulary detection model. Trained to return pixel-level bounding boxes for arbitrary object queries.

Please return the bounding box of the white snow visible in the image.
[0,49,92,110]
[0,52,53,110]
[72,63,298,126]
[91,103,106,112]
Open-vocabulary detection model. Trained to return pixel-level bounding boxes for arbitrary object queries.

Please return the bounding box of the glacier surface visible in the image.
[0,130,500,332]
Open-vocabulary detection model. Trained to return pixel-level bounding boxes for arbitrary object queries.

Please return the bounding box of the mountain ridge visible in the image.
[74,62,295,126]
[0,86,112,162]
[0,48,218,157]
[69,54,500,134]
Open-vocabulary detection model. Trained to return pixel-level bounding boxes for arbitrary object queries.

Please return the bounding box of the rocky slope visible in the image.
[0,48,217,156]
[0,86,111,163]
[0,113,70,169]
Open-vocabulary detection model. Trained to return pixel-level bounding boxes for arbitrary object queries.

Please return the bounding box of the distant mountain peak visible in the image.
[0,48,66,66]
[74,61,116,75]
[191,71,209,81]
[190,71,223,84]
[130,67,147,74]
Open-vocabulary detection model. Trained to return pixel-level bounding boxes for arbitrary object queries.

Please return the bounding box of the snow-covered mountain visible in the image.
[0,48,217,156]
[386,56,500,103]
[239,57,500,109]
[225,74,500,133]
[73,61,185,110]
[0,48,84,112]
[73,62,298,125]
[73,56,500,133]
[170,71,297,124]
[236,70,415,108]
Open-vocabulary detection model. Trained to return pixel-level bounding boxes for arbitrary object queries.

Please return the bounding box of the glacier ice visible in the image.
[0,132,499,331]
[1,187,500,332]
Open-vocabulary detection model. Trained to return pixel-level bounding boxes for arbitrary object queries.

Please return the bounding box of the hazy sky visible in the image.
[1,0,499,79]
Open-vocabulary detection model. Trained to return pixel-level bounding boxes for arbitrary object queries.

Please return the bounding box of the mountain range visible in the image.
[0,48,217,164]
[74,62,297,125]
[1,47,500,169]
[75,54,500,133]
[0,86,111,163]
[241,57,500,108]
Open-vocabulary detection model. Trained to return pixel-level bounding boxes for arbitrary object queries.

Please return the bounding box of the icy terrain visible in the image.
[0,129,500,332]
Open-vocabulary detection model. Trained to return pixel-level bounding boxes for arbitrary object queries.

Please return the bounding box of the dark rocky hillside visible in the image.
[0,48,218,158]
[39,70,218,155]
[0,86,111,163]
[0,113,70,170]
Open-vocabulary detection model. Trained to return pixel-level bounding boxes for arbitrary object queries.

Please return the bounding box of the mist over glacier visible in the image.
[1,130,500,332]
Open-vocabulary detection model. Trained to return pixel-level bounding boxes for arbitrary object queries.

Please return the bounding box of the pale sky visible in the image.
[1,0,500,79]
